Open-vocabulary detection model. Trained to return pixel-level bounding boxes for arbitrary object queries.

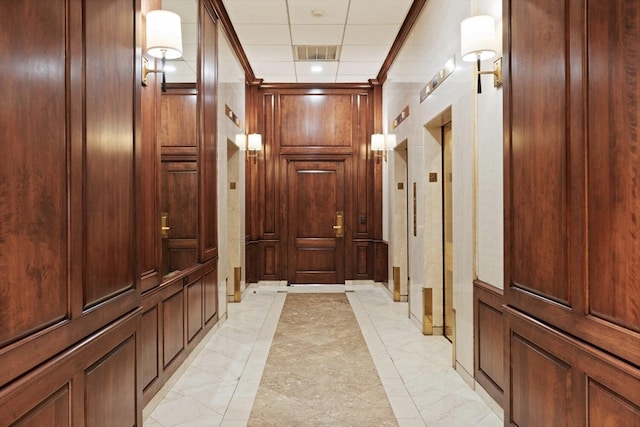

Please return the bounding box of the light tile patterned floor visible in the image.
[144,284,502,427]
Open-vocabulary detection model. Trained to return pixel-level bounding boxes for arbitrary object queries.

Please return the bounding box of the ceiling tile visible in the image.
[347,1,413,25]
[181,43,197,61]
[339,45,388,62]
[252,61,296,75]
[243,45,294,61]
[335,74,374,83]
[338,61,380,75]
[343,24,398,45]
[260,75,299,83]
[234,24,291,44]
[297,74,338,83]
[162,0,198,24]
[288,1,349,25]
[224,1,289,24]
[290,25,345,45]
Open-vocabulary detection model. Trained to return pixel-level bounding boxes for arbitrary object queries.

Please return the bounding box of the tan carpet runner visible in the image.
[248,293,398,426]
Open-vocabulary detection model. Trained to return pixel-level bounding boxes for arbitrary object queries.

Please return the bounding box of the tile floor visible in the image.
[144,284,503,427]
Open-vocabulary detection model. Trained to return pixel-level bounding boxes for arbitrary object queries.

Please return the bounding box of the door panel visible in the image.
[288,161,345,284]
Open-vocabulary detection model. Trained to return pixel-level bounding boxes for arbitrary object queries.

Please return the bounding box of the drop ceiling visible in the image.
[162,0,415,84]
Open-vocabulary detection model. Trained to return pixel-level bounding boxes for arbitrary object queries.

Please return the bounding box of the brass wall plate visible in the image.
[429,173,438,182]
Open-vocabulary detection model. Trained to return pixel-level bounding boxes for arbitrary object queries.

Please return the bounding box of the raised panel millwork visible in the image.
[0,312,141,427]
[588,381,640,426]
[248,87,375,283]
[199,3,218,262]
[474,281,504,405]
[159,92,197,149]
[507,0,569,304]
[586,0,640,333]
[505,0,640,372]
[0,0,140,389]
[280,94,352,148]
[0,0,68,348]
[510,333,571,425]
[84,0,136,308]
[186,278,203,342]
[204,264,218,324]
[12,387,70,427]
[141,307,159,391]
[162,290,184,368]
[505,307,640,426]
[85,336,137,427]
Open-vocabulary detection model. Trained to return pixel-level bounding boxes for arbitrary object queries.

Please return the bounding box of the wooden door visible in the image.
[287,160,346,284]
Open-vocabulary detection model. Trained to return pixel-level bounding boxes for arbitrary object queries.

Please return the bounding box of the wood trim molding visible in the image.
[206,0,259,85]
[375,0,428,85]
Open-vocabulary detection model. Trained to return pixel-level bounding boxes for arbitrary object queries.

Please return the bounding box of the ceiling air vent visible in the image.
[294,45,340,61]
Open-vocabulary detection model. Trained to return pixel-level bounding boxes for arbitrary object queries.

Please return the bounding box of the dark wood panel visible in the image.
[204,264,218,324]
[588,380,640,426]
[354,242,370,278]
[159,91,197,148]
[505,307,640,426]
[473,281,504,406]
[0,311,141,427]
[186,278,203,342]
[374,241,388,283]
[510,333,571,425]
[84,0,136,307]
[162,290,184,368]
[85,336,137,427]
[140,0,162,293]
[162,161,198,275]
[263,244,279,278]
[0,0,68,348]
[199,2,218,262]
[280,95,353,148]
[507,0,569,304]
[141,307,159,391]
[586,0,640,333]
[12,386,70,427]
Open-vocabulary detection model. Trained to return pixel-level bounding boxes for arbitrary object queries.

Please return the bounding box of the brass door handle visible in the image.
[161,212,170,238]
[333,211,344,237]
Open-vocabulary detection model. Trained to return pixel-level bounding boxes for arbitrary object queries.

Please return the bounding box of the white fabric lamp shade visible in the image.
[146,10,183,59]
[461,15,496,62]
[385,134,397,149]
[371,134,385,151]
[247,134,262,151]
[235,134,247,149]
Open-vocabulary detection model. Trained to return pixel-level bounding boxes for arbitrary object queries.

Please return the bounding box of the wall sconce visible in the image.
[236,133,263,163]
[371,134,396,162]
[461,15,502,94]
[143,10,183,92]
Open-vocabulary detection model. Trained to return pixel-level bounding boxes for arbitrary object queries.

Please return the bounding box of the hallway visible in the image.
[143,285,502,426]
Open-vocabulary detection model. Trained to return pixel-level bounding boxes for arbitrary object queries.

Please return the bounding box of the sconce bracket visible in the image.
[478,57,503,88]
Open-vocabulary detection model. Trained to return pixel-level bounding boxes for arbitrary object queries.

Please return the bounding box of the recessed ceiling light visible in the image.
[311,65,323,73]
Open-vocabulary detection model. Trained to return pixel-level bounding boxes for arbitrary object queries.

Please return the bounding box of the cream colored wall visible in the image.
[383,0,503,383]
[217,25,246,318]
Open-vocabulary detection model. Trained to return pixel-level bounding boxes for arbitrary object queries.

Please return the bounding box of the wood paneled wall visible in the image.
[0,0,142,422]
[504,0,640,423]
[246,85,380,282]
[1,0,223,422]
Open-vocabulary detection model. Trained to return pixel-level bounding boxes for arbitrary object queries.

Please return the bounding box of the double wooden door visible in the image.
[287,160,345,284]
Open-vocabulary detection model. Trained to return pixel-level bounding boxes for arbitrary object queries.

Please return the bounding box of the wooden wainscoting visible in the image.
[140,260,218,406]
[474,280,504,406]
[505,306,640,426]
[0,310,142,427]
